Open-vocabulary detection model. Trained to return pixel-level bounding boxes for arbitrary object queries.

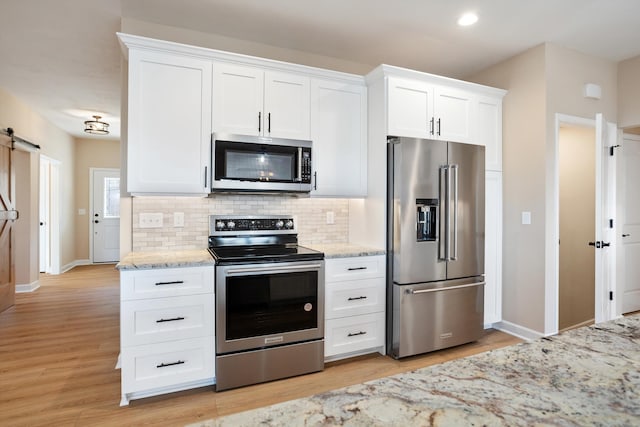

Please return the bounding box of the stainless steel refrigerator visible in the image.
[387,136,485,359]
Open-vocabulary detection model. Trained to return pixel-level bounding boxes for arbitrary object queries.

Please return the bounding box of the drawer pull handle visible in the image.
[348,331,367,337]
[347,267,367,271]
[347,296,367,301]
[157,360,185,368]
[155,280,184,286]
[156,316,186,323]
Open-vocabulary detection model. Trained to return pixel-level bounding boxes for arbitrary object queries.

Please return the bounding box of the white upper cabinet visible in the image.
[212,63,310,140]
[477,95,503,171]
[310,79,367,197]
[387,77,475,144]
[127,49,212,195]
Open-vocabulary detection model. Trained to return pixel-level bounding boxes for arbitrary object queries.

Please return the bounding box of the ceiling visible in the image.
[2,0,640,141]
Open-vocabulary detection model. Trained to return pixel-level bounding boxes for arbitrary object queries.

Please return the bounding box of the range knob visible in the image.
[227,220,236,229]
[216,221,226,230]
[285,220,294,229]
[275,220,284,229]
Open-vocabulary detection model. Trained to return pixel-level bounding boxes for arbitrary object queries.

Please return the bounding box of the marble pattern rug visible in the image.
[193,315,639,426]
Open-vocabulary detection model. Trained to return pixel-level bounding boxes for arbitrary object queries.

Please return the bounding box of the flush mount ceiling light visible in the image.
[457,12,478,26]
[84,115,109,135]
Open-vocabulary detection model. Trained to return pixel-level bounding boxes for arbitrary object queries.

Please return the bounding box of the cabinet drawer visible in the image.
[324,312,385,357]
[121,336,214,394]
[325,278,385,319]
[325,255,384,282]
[121,266,214,300]
[121,295,214,346]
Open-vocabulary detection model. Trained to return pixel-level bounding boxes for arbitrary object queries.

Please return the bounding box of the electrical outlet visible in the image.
[139,212,163,228]
[174,212,184,227]
[326,211,335,224]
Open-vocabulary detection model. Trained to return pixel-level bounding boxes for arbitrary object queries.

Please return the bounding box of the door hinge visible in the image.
[609,219,614,229]
[609,291,614,301]
[609,145,621,156]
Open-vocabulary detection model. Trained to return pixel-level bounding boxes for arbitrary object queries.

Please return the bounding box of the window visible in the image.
[103,177,120,218]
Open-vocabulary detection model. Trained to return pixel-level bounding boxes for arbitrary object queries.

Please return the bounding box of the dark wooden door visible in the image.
[0,134,16,314]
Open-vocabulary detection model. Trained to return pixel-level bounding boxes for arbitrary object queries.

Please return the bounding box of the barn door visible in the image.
[0,134,17,313]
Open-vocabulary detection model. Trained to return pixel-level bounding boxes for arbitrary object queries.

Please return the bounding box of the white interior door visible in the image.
[620,134,640,313]
[39,158,50,273]
[594,114,616,323]
[92,169,120,263]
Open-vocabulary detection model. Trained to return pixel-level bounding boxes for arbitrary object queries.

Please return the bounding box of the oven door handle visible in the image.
[224,263,323,276]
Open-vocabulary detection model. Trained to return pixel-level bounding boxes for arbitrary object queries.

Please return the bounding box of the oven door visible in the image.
[211,133,312,193]
[216,260,324,355]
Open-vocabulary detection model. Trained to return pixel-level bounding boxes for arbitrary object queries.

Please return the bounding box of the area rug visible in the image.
[194,315,640,426]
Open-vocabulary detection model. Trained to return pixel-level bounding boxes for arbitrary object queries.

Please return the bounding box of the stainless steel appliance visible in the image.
[210,133,313,193]
[387,136,485,359]
[208,215,324,391]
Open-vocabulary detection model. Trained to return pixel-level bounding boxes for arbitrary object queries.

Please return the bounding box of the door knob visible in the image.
[94,220,99,224]
[622,234,630,237]
[40,222,44,226]
[94,213,99,217]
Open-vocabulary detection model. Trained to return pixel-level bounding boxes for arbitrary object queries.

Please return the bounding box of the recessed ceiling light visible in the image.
[458,12,478,27]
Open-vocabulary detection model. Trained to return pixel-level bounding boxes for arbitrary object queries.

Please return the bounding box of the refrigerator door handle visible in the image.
[407,281,485,294]
[450,164,459,261]
[439,165,448,261]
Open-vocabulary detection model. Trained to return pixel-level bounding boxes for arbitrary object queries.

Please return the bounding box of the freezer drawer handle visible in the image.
[347,296,367,301]
[157,360,185,368]
[156,316,186,323]
[347,267,367,271]
[348,331,367,337]
[407,281,485,295]
[154,280,184,286]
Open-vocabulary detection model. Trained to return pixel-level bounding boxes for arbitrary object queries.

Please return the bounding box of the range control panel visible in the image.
[210,215,296,234]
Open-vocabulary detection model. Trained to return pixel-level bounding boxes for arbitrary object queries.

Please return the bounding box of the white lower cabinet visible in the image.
[119,266,215,406]
[324,255,386,361]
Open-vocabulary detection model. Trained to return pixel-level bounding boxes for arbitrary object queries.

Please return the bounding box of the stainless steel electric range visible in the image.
[208,215,325,391]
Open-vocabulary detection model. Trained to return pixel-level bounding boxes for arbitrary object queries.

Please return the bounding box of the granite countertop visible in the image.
[304,243,385,259]
[116,249,215,270]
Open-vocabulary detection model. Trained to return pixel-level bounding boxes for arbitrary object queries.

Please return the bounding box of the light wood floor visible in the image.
[0,265,522,426]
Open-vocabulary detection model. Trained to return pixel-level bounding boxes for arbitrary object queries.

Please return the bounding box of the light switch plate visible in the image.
[139,212,163,228]
[522,211,531,225]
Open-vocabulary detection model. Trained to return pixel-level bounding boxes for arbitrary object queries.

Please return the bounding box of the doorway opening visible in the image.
[558,124,596,331]
[39,155,61,274]
[548,113,618,335]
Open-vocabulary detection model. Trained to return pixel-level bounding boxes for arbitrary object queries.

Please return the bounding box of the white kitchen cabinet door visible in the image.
[434,86,475,144]
[212,63,264,136]
[264,71,310,140]
[212,64,310,140]
[478,96,503,171]
[484,170,502,325]
[127,49,212,195]
[310,79,367,197]
[387,77,434,139]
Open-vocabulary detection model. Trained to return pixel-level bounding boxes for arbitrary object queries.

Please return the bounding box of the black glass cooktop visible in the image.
[208,244,324,265]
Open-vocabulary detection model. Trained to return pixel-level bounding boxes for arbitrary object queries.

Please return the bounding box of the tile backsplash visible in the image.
[131,195,349,251]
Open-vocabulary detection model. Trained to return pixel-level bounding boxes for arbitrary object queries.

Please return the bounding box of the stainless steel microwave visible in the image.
[210,133,312,193]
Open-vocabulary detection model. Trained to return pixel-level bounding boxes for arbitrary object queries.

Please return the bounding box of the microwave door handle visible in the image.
[296,147,302,182]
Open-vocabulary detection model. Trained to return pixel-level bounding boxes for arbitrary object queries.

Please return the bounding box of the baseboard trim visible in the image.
[60,259,91,274]
[16,280,40,293]
[492,320,545,341]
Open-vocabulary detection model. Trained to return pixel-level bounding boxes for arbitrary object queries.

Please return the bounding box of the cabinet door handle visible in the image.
[347,296,367,301]
[437,118,441,136]
[258,112,261,133]
[204,166,208,188]
[430,117,434,135]
[154,280,184,286]
[156,360,185,368]
[347,267,367,271]
[348,331,367,337]
[156,316,185,323]
[268,113,271,133]
[313,171,318,190]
